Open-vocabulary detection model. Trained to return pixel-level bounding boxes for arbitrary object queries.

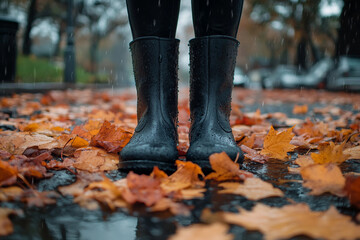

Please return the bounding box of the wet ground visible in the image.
[2,157,359,240]
[1,88,360,240]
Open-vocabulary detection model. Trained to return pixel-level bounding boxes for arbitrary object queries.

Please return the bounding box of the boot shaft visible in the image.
[130,37,179,133]
[189,35,239,136]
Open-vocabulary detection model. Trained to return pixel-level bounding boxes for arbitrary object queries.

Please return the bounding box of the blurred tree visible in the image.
[248,0,339,69]
[78,0,128,74]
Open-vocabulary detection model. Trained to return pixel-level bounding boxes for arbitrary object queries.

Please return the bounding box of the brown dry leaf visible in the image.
[8,152,53,179]
[292,104,308,114]
[0,160,18,187]
[205,152,254,181]
[288,155,314,174]
[222,203,360,240]
[311,142,349,164]
[21,190,59,207]
[300,163,346,196]
[345,176,360,208]
[150,198,190,216]
[240,145,269,164]
[0,208,22,236]
[150,166,168,180]
[71,120,103,141]
[73,147,119,172]
[218,178,284,200]
[121,171,164,207]
[0,131,59,155]
[90,120,132,153]
[161,161,205,193]
[169,223,233,240]
[260,126,296,160]
[0,186,24,201]
[58,179,89,197]
[344,146,360,160]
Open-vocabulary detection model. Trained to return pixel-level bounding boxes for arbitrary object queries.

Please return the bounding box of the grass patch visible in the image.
[16,55,96,83]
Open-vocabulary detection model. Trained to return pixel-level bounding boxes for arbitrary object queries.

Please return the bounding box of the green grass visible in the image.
[16,55,96,83]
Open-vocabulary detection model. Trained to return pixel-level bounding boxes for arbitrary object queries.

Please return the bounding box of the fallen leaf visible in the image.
[0,161,18,187]
[121,172,164,207]
[161,161,204,193]
[292,104,308,114]
[169,223,233,240]
[0,131,59,155]
[219,178,284,200]
[205,152,253,181]
[0,208,22,236]
[8,152,53,179]
[300,163,345,196]
[150,166,168,180]
[73,147,119,172]
[311,142,349,164]
[150,198,190,216]
[222,203,360,240]
[21,190,59,207]
[288,155,314,174]
[344,146,360,160]
[260,126,296,160]
[90,120,132,153]
[240,145,269,164]
[0,186,24,201]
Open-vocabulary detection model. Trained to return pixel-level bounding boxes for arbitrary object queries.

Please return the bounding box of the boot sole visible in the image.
[119,160,177,174]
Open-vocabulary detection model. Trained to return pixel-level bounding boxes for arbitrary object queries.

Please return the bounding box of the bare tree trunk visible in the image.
[22,0,37,56]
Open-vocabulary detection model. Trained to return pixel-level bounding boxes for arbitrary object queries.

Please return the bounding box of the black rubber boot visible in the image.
[186,35,244,169]
[119,37,179,172]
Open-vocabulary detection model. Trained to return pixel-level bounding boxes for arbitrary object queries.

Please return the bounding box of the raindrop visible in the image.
[4,67,7,75]
[206,0,209,6]
[158,0,161,7]
[231,10,233,18]
[153,19,156,26]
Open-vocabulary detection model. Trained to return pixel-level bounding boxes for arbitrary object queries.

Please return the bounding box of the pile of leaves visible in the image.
[0,88,360,239]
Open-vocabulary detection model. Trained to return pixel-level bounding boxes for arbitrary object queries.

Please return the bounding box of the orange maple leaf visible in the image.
[311,142,349,164]
[292,104,308,114]
[161,161,204,192]
[205,152,253,181]
[0,161,18,187]
[90,121,132,153]
[260,126,296,160]
[300,163,345,196]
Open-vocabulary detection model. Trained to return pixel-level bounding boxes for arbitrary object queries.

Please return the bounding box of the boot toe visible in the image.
[120,142,178,162]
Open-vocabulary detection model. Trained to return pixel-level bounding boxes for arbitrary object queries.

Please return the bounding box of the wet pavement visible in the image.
[2,153,359,240]
[1,89,360,240]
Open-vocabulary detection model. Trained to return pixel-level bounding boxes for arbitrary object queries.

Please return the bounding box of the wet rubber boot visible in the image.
[119,37,179,172]
[186,35,244,170]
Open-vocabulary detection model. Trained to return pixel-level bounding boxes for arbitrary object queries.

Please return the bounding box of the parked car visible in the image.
[233,67,250,87]
[262,58,333,89]
[327,57,360,91]
[248,68,272,89]
[261,65,297,89]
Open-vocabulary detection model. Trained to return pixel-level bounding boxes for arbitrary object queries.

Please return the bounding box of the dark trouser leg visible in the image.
[126,0,180,39]
[120,0,181,172]
[191,0,244,37]
[187,0,245,168]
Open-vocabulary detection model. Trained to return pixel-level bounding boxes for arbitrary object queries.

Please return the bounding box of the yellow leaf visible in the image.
[311,142,349,164]
[260,126,296,160]
[222,203,360,240]
[219,178,284,200]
